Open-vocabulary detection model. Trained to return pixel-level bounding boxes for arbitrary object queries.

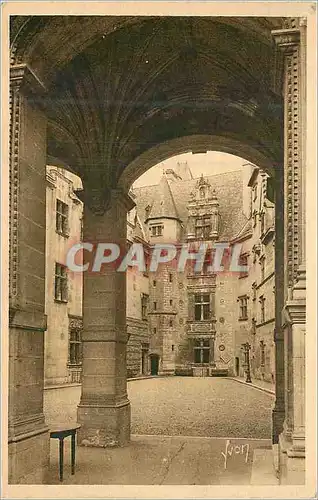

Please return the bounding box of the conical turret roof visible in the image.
[146,172,179,220]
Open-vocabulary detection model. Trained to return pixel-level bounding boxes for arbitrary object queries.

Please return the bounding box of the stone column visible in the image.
[284,277,306,457]
[8,64,49,483]
[272,19,306,482]
[272,166,285,443]
[77,188,135,447]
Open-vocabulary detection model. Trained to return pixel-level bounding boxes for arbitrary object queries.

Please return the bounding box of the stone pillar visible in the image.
[272,19,306,483]
[284,273,306,455]
[272,166,285,443]
[77,188,134,447]
[8,65,49,483]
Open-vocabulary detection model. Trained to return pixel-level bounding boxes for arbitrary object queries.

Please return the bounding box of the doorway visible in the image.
[150,354,159,375]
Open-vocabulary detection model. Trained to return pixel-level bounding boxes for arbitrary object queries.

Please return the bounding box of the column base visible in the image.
[8,428,50,484]
[277,432,305,484]
[279,451,305,485]
[287,432,305,458]
[77,400,131,447]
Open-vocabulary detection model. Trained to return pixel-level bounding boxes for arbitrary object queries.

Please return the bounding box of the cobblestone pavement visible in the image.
[130,377,273,439]
[44,377,274,439]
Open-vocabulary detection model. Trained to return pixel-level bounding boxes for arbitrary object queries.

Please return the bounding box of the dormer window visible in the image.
[150,225,163,237]
[195,216,211,239]
[199,187,205,198]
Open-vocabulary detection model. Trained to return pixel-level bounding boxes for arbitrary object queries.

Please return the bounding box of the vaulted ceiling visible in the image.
[11,16,286,190]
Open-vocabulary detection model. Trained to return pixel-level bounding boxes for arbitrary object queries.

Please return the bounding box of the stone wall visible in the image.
[127,317,150,377]
[238,169,275,383]
[44,166,83,386]
[126,255,150,377]
[215,272,239,376]
[148,261,180,375]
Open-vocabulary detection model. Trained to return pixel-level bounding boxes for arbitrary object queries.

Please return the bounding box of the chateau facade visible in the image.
[8,15,309,485]
[43,160,275,386]
[127,162,275,381]
[44,166,83,386]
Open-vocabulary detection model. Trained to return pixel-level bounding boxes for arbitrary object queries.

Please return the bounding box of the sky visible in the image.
[132,151,248,188]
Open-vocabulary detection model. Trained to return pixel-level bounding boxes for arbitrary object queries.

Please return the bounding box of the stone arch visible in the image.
[10,16,285,87]
[119,134,277,191]
[8,11,308,484]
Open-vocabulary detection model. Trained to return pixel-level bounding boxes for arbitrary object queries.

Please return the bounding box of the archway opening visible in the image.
[125,149,279,442]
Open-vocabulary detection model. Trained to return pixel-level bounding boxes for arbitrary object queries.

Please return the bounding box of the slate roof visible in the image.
[132,169,247,242]
[127,208,147,242]
[146,173,179,221]
[231,217,252,243]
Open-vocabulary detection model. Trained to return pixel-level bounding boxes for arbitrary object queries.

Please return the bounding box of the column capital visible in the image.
[10,64,46,98]
[77,187,111,216]
[282,299,306,326]
[271,28,300,53]
[77,186,135,216]
[292,264,306,298]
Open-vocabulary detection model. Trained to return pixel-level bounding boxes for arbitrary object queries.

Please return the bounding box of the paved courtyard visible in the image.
[44,377,274,439]
[130,377,273,439]
[44,377,275,485]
